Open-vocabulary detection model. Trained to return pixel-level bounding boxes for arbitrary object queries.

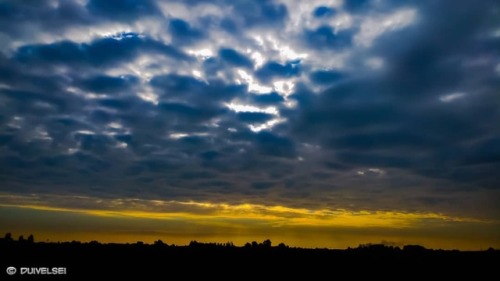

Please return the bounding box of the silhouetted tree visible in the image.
[3,233,9,239]
[18,235,25,242]
[403,245,426,252]
[4,232,13,242]
[251,241,258,247]
[27,234,34,243]
[154,239,165,246]
[262,239,272,248]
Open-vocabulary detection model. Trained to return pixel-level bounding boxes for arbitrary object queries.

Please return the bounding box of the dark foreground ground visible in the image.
[1,240,498,278]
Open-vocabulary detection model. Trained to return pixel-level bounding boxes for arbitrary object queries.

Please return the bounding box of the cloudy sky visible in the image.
[0,0,499,249]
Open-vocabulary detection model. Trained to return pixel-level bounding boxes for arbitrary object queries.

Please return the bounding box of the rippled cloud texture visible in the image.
[0,0,499,248]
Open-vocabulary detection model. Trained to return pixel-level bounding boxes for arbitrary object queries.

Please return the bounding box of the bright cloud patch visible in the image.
[440,92,466,103]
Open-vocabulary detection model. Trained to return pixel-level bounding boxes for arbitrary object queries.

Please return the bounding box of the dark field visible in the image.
[1,239,498,278]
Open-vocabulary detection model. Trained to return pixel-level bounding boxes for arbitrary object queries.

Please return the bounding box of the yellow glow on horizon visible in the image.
[0,197,491,229]
[1,195,499,250]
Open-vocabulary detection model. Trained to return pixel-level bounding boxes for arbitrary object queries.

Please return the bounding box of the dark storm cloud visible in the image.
[231,0,288,27]
[0,0,499,220]
[255,132,296,158]
[309,70,345,85]
[0,0,88,37]
[304,26,354,50]
[87,0,159,21]
[256,61,301,83]
[236,112,275,123]
[251,92,285,105]
[343,0,372,13]
[0,1,287,204]
[150,75,246,125]
[313,6,336,18]
[251,181,276,190]
[169,19,206,45]
[151,74,207,96]
[78,75,139,94]
[169,0,288,33]
[291,0,500,191]
[159,102,223,122]
[14,33,190,68]
[218,48,254,69]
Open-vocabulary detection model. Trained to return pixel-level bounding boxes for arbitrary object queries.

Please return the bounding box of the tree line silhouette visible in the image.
[1,232,497,253]
[1,232,498,278]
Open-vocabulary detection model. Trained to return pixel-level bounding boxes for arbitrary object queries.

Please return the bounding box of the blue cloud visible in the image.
[199,151,221,161]
[152,75,244,97]
[75,133,112,154]
[251,181,275,190]
[256,61,301,82]
[463,138,500,166]
[98,98,135,110]
[236,112,275,123]
[251,92,285,104]
[0,89,70,113]
[15,40,85,65]
[151,74,206,95]
[233,0,288,27]
[313,6,336,18]
[255,132,296,158]
[87,0,159,21]
[218,48,253,69]
[15,33,190,67]
[79,75,138,94]
[159,102,224,123]
[304,26,353,49]
[309,70,345,85]
[0,0,89,38]
[343,0,371,13]
[331,131,436,151]
[169,19,205,45]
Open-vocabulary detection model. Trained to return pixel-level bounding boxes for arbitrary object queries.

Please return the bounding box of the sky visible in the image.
[0,0,499,250]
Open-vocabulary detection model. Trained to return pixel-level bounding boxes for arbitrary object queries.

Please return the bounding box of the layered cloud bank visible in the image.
[0,0,499,248]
